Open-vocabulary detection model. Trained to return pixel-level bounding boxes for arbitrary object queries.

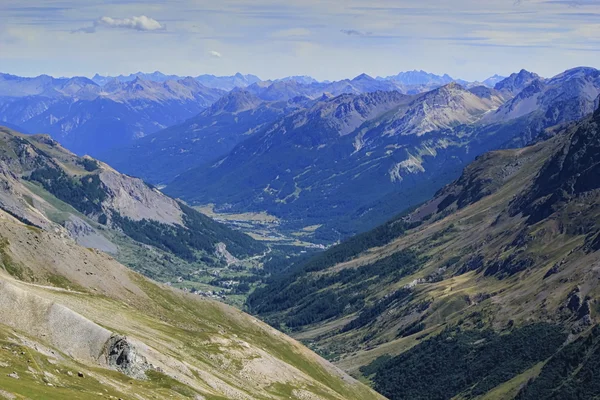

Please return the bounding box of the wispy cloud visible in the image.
[272,28,311,38]
[340,29,372,37]
[544,0,600,6]
[73,15,165,34]
[2,0,600,81]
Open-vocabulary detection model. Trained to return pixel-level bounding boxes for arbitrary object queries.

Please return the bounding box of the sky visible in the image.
[1,0,600,82]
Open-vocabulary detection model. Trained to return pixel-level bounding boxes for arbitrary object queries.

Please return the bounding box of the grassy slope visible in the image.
[0,126,276,306]
[0,209,382,400]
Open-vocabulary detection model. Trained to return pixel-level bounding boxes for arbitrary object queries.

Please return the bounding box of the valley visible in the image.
[247,106,600,398]
[2,59,600,400]
[6,0,600,398]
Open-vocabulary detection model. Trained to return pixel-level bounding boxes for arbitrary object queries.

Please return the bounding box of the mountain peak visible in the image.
[384,70,455,86]
[353,73,375,81]
[432,82,464,94]
[320,92,334,101]
[494,69,540,94]
[210,89,261,113]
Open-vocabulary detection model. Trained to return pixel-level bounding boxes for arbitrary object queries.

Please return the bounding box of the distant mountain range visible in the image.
[133,67,592,240]
[378,69,457,85]
[4,67,597,243]
[0,70,503,159]
[91,69,500,90]
[92,71,262,91]
[104,88,298,183]
[0,73,225,156]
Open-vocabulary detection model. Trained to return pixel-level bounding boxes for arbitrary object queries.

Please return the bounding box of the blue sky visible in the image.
[1,0,599,81]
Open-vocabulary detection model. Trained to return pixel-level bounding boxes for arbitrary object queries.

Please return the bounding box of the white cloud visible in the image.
[73,15,164,33]
[209,50,222,58]
[98,16,164,31]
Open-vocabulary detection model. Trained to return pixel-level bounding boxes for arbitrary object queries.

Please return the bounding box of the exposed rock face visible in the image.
[99,167,184,226]
[566,287,582,313]
[512,108,600,223]
[0,279,149,379]
[384,83,502,137]
[104,335,150,379]
[0,162,53,230]
[63,216,117,254]
[0,280,113,363]
[215,242,239,266]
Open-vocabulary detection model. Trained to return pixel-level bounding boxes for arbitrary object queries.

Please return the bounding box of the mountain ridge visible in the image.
[246,104,600,399]
[0,195,381,399]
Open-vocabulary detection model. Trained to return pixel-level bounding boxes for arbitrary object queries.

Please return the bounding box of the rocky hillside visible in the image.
[0,204,381,399]
[97,72,517,189]
[161,68,600,242]
[0,73,225,156]
[162,83,510,240]
[0,126,265,296]
[483,67,600,141]
[492,69,540,97]
[247,105,600,399]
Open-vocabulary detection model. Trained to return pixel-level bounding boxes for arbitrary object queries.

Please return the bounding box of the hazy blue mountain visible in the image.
[245,74,403,102]
[493,69,541,97]
[163,85,510,239]
[195,73,262,90]
[0,73,100,98]
[91,71,182,85]
[378,70,455,85]
[0,73,225,156]
[92,71,262,91]
[274,75,319,85]
[161,68,595,240]
[483,67,600,145]
[482,74,506,87]
[101,89,297,183]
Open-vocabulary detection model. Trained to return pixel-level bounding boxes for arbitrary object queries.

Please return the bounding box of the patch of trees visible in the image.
[341,289,412,333]
[179,203,264,257]
[28,166,106,214]
[303,217,414,274]
[79,158,100,172]
[397,320,426,338]
[111,212,200,262]
[111,205,264,262]
[248,250,422,329]
[361,323,566,400]
[517,325,600,400]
